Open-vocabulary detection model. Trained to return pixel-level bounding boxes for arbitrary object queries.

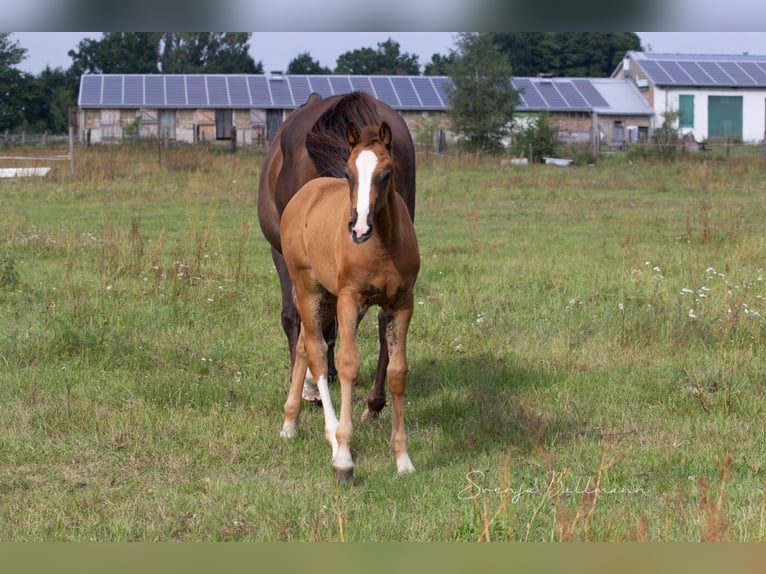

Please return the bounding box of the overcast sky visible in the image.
[11,32,766,76]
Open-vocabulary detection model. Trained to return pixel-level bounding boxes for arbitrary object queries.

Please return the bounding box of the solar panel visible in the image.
[572,79,609,108]
[430,77,452,106]
[757,62,766,79]
[513,79,546,109]
[349,76,375,96]
[555,81,588,109]
[166,76,187,106]
[228,76,251,106]
[207,76,229,106]
[390,77,420,107]
[370,77,399,107]
[739,62,766,83]
[269,77,293,107]
[411,77,442,108]
[248,76,271,107]
[145,76,165,106]
[697,62,733,84]
[288,76,312,106]
[307,76,333,98]
[102,75,123,105]
[329,76,352,94]
[657,61,693,84]
[187,76,207,106]
[677,61,712,85]
[124,76,143,106]
[638,60,673,84]
[80,76,102,105]
[718,62,756,85]
[535,81,568,108]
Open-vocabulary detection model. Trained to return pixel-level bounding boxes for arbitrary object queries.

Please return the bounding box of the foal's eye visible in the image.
[376,168,392,184]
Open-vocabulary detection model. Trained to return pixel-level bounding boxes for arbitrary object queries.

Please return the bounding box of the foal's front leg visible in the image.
[333,290,363,483]
[386,295,415,475]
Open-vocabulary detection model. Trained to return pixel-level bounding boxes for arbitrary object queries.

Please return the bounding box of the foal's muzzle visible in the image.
[348,220,373,244]
[348,208,373,244]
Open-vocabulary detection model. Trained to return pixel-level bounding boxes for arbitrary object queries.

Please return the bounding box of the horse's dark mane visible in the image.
[306,92,381,178]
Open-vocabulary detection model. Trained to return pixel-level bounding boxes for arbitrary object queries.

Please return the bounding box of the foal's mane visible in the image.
[305,92,382,178]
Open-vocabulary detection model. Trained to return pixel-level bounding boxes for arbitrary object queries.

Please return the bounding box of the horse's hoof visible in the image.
[302,379,321,402]
[334,466,354,485]
[280,425,296,439]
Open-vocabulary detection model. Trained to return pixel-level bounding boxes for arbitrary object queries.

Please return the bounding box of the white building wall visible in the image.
[653,87,766,143]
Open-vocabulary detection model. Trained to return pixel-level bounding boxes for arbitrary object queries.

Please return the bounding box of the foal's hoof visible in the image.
[334,467,354,485]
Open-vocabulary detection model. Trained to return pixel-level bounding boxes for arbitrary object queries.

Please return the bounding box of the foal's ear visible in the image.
[379,122,392,147]
[346,123,360,146]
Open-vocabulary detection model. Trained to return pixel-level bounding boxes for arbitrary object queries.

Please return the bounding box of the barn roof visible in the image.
[626,51,766,88]
[77,73,653,116]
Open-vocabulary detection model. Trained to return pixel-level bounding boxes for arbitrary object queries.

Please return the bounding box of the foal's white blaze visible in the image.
[352,150,377,238]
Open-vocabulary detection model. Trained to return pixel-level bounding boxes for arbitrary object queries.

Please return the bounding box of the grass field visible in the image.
[1,142,765,541]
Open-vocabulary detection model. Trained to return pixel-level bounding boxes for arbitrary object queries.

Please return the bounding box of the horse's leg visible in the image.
[271,247,320,402]
[323,320,339,383]
[280,327,307,439]
[334,291,362,483]
[361,309,389,421]
[386,296,415,475]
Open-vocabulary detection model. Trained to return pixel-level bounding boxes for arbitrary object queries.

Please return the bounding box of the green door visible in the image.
[708,96,743,139]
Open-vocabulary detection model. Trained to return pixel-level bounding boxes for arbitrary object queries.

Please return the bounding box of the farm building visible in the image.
[76,72,653,148]
[614,51,766,143]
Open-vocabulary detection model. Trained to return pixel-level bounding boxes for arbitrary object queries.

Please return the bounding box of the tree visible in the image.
[37,66,78,133]
[446,33,519,153]
[287,52,332,74]
[159,33,261,74]
[0,33,31,132]
[68,33,263,75]
[335,38,420,75]
[492,32,642,77]
[68,33,161,74]
[424,53,455,76]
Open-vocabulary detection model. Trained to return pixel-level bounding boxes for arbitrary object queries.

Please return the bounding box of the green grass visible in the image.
[1,143,766,540]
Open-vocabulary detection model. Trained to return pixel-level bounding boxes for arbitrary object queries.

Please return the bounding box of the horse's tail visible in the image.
[305,92,381,178]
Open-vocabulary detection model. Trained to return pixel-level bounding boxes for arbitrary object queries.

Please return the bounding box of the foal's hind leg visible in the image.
[271,248,327,402]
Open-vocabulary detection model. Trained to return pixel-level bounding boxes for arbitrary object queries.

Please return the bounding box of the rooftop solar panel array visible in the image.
[78,74,639,114]
[631,52,766,87]
[79,74,455,110]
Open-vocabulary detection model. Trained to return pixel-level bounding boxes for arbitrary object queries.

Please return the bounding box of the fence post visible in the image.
[69,126,76,177]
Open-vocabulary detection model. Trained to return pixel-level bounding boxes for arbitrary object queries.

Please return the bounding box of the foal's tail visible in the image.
[305,92,381,178]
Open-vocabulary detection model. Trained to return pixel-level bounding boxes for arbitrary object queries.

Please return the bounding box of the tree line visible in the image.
[1,32,641,136]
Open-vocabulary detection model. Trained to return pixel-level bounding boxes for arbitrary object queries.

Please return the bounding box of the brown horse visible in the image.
[257,92,416,418]
[279,122,420,482]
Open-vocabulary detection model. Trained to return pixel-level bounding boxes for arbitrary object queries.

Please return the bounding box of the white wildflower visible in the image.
[688,309,697,320]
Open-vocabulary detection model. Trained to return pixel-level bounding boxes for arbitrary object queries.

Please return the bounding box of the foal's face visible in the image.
[345,122,393,244]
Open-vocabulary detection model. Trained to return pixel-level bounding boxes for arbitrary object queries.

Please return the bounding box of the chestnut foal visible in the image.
[278,121,420,482]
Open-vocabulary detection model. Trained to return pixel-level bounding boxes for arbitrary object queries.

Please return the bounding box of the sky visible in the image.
[11,32,766,76]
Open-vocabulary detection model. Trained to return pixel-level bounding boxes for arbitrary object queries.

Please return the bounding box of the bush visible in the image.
[509,112,559,163]
[0,254,20,289]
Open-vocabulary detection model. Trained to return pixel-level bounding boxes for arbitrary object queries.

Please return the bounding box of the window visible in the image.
[679,95,694,128]
[613,120,625,143]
